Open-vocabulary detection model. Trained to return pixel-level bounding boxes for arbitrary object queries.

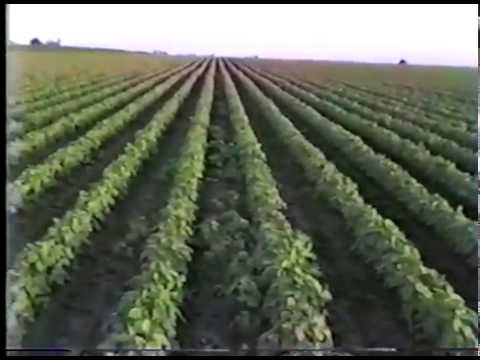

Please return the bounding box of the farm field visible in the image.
[7,49,187,93]
[6,50,478,356]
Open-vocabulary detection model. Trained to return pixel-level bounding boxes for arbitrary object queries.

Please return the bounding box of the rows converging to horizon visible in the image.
[6,54,478,355]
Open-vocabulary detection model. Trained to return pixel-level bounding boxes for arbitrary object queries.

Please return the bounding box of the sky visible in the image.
[7,4,478,66]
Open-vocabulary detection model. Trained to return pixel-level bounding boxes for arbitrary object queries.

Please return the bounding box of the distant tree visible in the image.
[30,38,42,46]
[398,59,407,65]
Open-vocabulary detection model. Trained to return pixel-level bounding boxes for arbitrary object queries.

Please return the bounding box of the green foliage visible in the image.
[262,71,474,174]
[116,61,216,349]
[10,62,202,207]
[321,83,473,148]
[228,60,478,348]
[7,61,209,327]
[11,62,195,159]
[221,61,333,350]
[14,74,110,105]
[241,64,476,262]
[17,73,152,135]
[345,82,475,125]
[15,73,133,115]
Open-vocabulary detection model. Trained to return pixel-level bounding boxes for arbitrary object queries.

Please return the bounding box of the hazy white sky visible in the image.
[7,4,478,66]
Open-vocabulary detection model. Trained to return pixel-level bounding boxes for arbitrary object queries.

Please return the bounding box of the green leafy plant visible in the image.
[240,64,476,263]
[9,62,204,208]
[258,71,474,174]
[7,61,209,329]
[13,74,110,106]
[227,60,477,347]
[11,62,196,160]
[114,61,216,349]
[322,81,473,148]
[16,73,134,116]
[221,61,334,350]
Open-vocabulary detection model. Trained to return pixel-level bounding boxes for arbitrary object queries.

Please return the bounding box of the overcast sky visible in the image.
[7,4,478,66]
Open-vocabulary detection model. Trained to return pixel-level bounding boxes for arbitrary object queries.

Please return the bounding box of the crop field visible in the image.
[6,50,478,356]
[7,49,186,91]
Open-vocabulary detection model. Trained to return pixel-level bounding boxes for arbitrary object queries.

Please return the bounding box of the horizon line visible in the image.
[7,41,478,69]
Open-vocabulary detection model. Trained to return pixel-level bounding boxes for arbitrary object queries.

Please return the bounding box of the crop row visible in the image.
[343,85,477,135]
[343,82,475,124]
[377,86,476,129]
[373,86,471,122]
[242,65,476,225]
[242,64,477,260]
[380,83,476,112]
[197,122,260,343]
[14,73,111,105]
[9,61,202,209]
[12,77,85,103]
[222,60,334,350]
[317,83,474,148]
[252,68,474,174]
[13,73,137,115]
[335,76,474,120]
[227,60,477,347]
[6,61,208,331]
[113,60,216,349]
[12,67,183,137]
[9,62,196,164]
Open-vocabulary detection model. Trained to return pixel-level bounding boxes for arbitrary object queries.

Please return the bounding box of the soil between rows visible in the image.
[21,69,207,351]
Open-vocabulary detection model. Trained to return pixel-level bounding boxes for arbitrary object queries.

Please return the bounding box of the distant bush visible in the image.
[30,38,42,46]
